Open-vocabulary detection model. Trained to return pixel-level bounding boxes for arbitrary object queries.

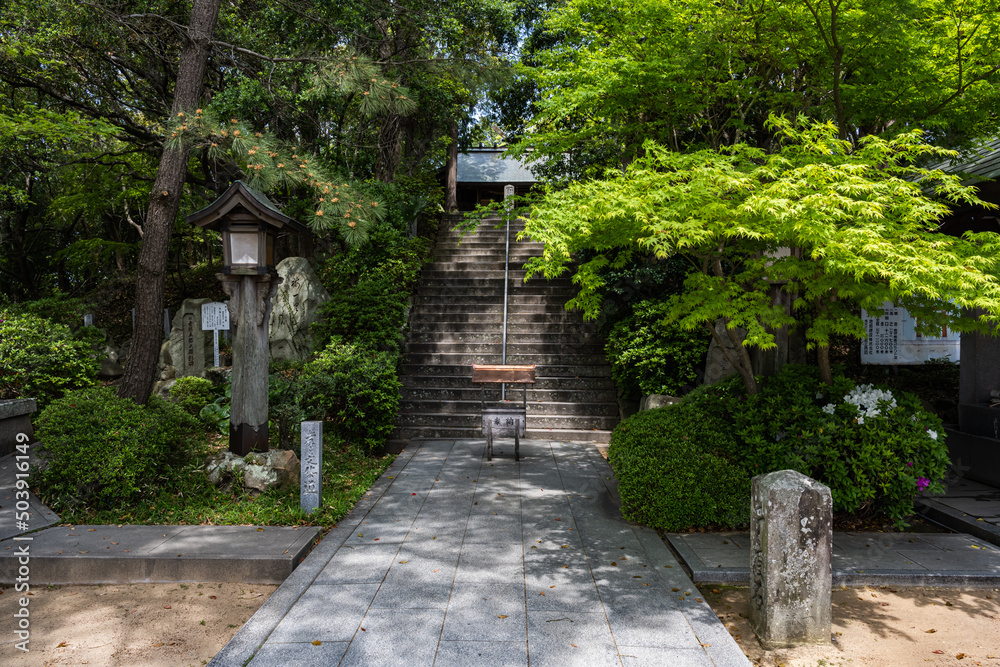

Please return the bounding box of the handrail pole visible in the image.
[501,212,510,401]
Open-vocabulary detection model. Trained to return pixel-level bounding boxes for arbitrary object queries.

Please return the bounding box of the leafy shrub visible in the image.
[608,379,751,530]
[267,340,401,450]
[170,376,217,416]
[0,311,99,407]
[313,275,410,352]
[313,235,427,352]
[608,365,951,530]
[7,294,90,329]
[34,387,199,510]
[605,299,708,398]
[738,365,949,523]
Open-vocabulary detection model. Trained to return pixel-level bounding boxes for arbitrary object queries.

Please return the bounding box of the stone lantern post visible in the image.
[187,181,307,455]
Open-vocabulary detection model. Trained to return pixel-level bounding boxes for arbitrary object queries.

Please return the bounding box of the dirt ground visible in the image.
[0,582,275,666]
[702,584,1000,666]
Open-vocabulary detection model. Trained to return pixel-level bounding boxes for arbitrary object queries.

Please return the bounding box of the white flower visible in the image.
[911,414,918,422]
[822,404,836,414]
[857,417,865,425]
[927,430,938,441]
[816,392,824,399]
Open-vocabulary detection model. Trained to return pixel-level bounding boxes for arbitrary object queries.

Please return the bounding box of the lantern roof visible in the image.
[187,180,308,233]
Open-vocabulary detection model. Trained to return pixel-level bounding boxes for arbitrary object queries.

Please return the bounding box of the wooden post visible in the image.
[220,273,281,455]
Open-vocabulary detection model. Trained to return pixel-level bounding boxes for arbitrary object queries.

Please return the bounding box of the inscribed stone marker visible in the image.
[300,421,323,513]
[749,469,832,648]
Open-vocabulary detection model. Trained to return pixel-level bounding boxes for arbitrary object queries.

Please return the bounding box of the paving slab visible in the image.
[0,449,60,539]
[211,440,751,667]
[667,530,1000,586]
[0,524,318,584]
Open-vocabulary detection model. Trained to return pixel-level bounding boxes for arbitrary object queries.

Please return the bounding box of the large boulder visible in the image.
[269,257,330,363]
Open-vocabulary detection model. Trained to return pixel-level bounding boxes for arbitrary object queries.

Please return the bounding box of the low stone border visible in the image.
[916,497,1000,548]
[0,398,36,457]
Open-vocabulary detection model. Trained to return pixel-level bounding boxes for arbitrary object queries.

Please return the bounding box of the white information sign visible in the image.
[860,302,960,365]
[201,302,230,368]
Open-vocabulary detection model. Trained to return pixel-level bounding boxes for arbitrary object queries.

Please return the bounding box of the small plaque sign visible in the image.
[201,302,230,368]
[201,302,230,331]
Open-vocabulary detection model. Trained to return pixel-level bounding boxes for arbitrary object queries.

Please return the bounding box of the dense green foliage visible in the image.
[525,120,1000,393]
[0,311,99,407]
[609,366,950,530]
[508,0,1000,177]
[55,434,395,529]
[268,340,401,450]
[605,299,708,398]
[169,376,217,417]
[34,387,200,510]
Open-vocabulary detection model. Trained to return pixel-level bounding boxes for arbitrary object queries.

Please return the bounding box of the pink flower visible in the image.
[916,477,930,491]
[906,462,914,467]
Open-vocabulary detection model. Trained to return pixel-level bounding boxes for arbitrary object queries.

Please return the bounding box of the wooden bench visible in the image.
[471,365,536,461]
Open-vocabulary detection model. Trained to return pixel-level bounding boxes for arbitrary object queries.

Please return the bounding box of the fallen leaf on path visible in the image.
[933,650,945,654]
[152,643,164,647]
[57,642,68,648]
[925,629,937,633]
[312,640,322,645]
[497,615,508,619]
[163,605,172,609]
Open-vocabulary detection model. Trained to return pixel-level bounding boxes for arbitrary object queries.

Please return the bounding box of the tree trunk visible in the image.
[117,0,221,404]
[375,113,403,183]
[817,344,833,386]
[445,122,459,212]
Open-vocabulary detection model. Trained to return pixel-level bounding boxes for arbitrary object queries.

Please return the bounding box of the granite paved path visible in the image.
[216,439,750,667]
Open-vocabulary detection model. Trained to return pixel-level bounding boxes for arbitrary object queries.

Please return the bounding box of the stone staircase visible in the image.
[390,215,619,446]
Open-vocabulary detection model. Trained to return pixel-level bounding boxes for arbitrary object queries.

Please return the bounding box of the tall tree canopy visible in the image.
[507,0,1000,179]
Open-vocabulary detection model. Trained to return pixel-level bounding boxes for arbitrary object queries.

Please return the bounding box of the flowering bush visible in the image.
[608,365,950,530]
[738,365,949,523]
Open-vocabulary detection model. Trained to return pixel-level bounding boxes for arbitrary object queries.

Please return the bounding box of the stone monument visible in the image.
[163,298,217,379]
[704,319,747,385]
[749,469,832,648]
[269,257,330,362]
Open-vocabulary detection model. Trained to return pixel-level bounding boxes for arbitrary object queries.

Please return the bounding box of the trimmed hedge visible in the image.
[34,387,200,510]
[608,381,750,530]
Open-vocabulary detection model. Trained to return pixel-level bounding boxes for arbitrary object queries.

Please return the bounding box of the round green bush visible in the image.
[0,311,99,407]
[605,299,708,399]
[608,380,751,530]
[34,387,199,510]
[169,376,216,416]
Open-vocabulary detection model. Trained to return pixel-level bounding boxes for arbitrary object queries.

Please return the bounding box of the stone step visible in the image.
[413,293,574,306]
[409,330,601,344]
[434,242,545,251]
[423,261,557,272]
[402,352,611,366]
[400,374,616,390]
[398,398,619,417]
[416,281,575,293]
[410,320,597,333]
[399,386,618,402]
[395,411,619,430]
[400,363,612,377]
[408,304,580,317]
[388,427,613,444]
[404,341,605,355]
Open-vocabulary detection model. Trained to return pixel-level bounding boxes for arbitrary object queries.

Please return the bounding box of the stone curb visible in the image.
[207,445,419,667]
[665,535,1000,588]
[916,497,1000,548]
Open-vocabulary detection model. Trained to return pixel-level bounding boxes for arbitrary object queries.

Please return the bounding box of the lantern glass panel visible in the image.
[229,230,260,266]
